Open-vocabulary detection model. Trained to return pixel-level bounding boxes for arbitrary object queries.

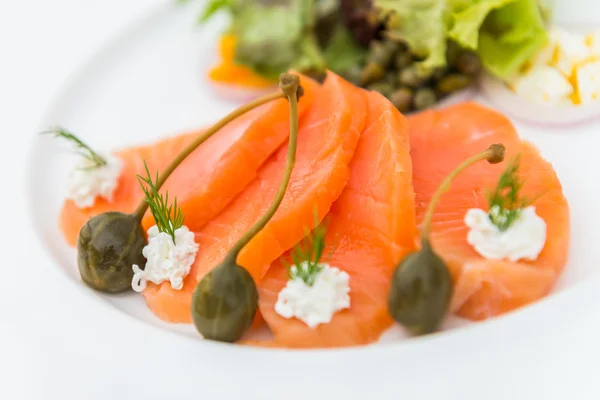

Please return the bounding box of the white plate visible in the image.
[26,2,600,399]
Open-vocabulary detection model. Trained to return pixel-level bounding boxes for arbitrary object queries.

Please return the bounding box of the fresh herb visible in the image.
[486,154,528,231]
[42,126,107,169]
[137,161,184,242]
[284,213,330,286]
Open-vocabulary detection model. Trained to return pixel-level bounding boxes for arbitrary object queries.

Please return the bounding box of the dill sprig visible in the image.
[284,214,330,287]
[41,126,107,169]
[137,161,184,242]
[486,155,529,231]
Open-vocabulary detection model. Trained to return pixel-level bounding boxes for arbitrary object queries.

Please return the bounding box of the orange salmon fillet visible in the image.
[58,75,319,246]
[255,91,417,348]
[142,72,368,323]
[409,102,570,320]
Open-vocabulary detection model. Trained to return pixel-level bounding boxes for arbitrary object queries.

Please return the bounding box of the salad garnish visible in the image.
[388,143,506,335]
[195,0,550,112]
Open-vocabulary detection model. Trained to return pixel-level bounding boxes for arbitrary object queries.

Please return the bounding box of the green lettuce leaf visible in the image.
[447,0,515,49]
[322,24,367,73]
[375,0,447,73]
[231,0,314,79]
[200,0,364,79]
[478,0,549,78]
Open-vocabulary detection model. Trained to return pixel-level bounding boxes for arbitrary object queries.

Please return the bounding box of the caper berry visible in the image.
[77,212,146,293]
[389,88,413,113]
[387,144,505,335]
[456,50,481,76]
[413,88,437,110]
[388,239,453,335]
[436,74,472,94]
[191,261,258,342]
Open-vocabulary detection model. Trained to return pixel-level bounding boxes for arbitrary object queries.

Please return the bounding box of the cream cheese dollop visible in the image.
[66,153,122,208]
[132,225,199,292]
[274,262,350,328]
[465,206,546,262]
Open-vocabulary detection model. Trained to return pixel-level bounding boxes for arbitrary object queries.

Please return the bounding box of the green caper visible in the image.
[368,40,398,68]
[77,212,146,293]
[388,144,506,335]
[388,239,452,335]
[394,51,413,69]
[384,71,399,87]
[367,82,395,98]
[191,261,258,342]
[436,74,472,94]
[389,88,413,113]
[456,50,481,76]
[398,66,426,88]
[359,62,385,86]
[413,88,437,110]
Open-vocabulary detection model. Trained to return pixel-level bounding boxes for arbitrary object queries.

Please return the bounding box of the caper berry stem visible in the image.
[224,73,301,264]
[420,144,505,239]
[132,90,288,221]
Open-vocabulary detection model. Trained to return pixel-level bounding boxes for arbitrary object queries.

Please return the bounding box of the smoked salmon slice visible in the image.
[255,91,417,348]
[409,102,570,320]
[142,72,368,323]
[58,75,318,247]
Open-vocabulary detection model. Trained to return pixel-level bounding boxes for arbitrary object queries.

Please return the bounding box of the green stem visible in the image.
[420,144,505,240]
[132,90,285,221]
[225,74,301,263]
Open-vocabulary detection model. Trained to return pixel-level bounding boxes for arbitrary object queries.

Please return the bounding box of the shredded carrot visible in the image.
[209,34,275,88]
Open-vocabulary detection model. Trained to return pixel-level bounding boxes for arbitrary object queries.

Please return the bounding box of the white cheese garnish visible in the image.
[512,65,573,105]
[66,153,122,208]
[576,59,600,104]
[587,30,600,55]
[274,262,350,328]
[465,206,546,262]
[132,225,199,292]
[509,27,600,106]
[551,28,590,76]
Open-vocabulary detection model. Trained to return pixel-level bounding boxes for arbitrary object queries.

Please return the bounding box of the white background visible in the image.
[3,1,600,399]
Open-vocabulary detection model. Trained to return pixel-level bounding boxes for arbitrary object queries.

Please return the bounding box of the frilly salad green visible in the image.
[190,0,550,111]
